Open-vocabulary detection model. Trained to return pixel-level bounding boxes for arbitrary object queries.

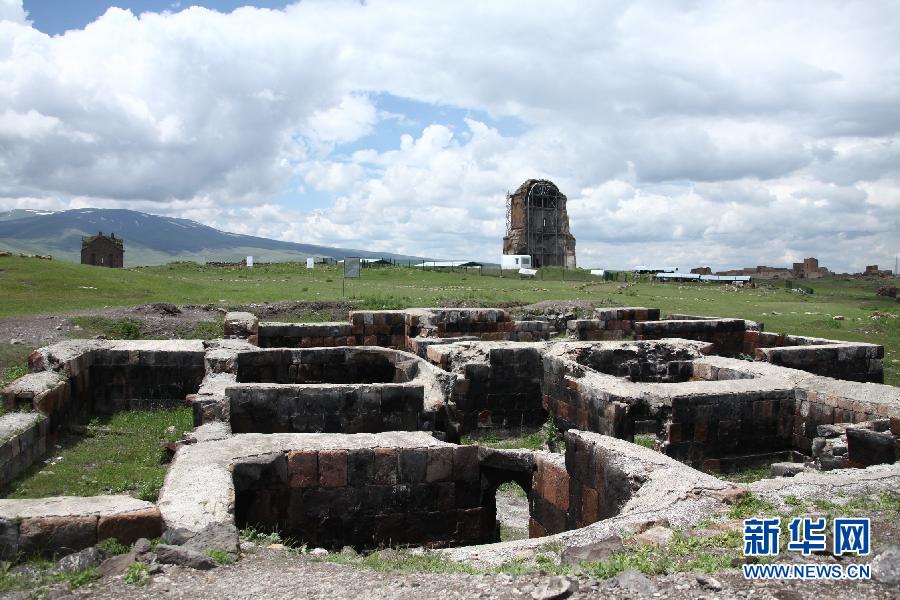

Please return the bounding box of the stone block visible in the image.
[348,449,375,486]
[287,450,319,488]
[847,428,896,466]
[0,518,18,561]
[97,508,163,544]
[425,447,454,483]
[318,450,348,488]
[398,449,427,483]
[373,448,398,485]
[18,516,98,556]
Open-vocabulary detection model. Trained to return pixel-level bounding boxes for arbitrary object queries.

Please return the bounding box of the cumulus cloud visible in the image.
[0,0,898,271]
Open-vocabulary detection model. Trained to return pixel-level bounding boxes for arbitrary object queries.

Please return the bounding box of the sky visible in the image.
[1,1,898,271]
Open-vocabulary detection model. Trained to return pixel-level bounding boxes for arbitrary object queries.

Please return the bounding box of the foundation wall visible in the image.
[530,431,664,536]
[755,344,883,384]
[692,357,897,452]
[228,383,425,434]
[252,309,550,350]
[450,346,546,432]
[0,497,162,559]
[634,319,754,356]
[0,413,49,489]
[236,348,403,385]
[542,356,634,438]
[663,389,796,470]
[257,323,355,348]
[232,444,492,550]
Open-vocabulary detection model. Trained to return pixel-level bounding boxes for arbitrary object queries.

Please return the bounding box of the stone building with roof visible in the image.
[80,232,124,268]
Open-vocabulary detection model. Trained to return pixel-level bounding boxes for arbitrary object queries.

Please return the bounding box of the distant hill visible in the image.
[0,208,430,266]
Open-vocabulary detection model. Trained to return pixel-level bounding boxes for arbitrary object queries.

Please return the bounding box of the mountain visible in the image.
[0,209,57,222]
[0,208,429,266]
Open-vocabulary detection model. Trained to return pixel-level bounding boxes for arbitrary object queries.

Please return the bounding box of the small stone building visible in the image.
[81,232,124,268]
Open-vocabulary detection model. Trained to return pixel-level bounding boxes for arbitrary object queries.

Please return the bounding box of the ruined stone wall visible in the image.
[235,348,402,385]
[634,319,756,357]
[0,413,48,488]
[567,307,661,341]
[662,387,796,470]
[252,308,550,350]
[691,357,898,453]
[542,355,635,438]
[0,497,162,560]
[227,383,425,434]
[231,443,491,550]
[448,346,546,432]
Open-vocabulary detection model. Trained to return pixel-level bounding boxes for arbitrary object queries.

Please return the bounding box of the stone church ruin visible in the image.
[1,305,898,565]
[503,179,577,268]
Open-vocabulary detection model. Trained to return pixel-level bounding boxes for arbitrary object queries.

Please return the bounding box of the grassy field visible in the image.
[3,408,192,500]
[1,256,898,383]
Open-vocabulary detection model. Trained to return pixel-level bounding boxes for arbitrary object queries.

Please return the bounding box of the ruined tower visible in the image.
[503,179,576,268]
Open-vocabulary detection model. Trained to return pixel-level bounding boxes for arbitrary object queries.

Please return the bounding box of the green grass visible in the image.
[1,257,898,383]
[206,549,236,565]
[633,434,657,449]
[460,431,545,450]
[727,492,777,519]
[715,465,773,483]
[0,344,32,382]
[498,481,528,498]
[2,408,192,500]
[96,538,131,556]
[71,316,146,339]
[0,558,100,594]
[124,562,149,586]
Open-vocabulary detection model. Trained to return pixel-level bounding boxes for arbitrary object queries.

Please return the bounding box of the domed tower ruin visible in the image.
[502,179,576,268]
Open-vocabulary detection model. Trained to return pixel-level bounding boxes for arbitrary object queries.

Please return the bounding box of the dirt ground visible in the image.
[0,301,360,371]
[55,546,899,600]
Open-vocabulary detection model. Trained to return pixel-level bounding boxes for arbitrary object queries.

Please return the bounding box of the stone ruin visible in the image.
[0,305,898,566]
[503,179,577,268]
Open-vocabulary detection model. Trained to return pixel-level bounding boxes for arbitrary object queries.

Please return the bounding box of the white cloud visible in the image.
[0,0,898,271]
[0,0,25,24]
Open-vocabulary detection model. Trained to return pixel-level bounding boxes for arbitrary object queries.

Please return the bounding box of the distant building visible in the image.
[503,179,576,268]
[864,264,892,277]
[718,257,830,279]
[81,231,124,268]
[792,257,829,279]
[690,267,712,275]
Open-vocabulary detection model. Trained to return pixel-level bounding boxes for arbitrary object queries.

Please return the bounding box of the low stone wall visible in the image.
[755,343,883,383]
[257,322,354,348]
[160,432,492,552]
[227,383,425,434]
[567,307,660,341]
[692,355,900,452]
[250,308,550,351]
[24,340,206,425]
[429,343,547,433]
[0,496,162,559]
[236,348,404,385]
[634,319,757,356]
[0,412,49,489]
[662,385,796,470]
[528,430,741,539]
[529,453,569,536]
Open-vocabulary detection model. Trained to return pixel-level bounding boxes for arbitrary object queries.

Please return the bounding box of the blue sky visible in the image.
[23,0,291,34]
[2,1,898,270]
